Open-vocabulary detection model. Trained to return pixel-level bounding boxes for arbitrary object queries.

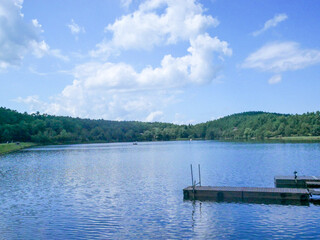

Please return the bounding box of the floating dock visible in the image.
[183,186,310,203]
[275,176,320,188]
[184,165,319,204]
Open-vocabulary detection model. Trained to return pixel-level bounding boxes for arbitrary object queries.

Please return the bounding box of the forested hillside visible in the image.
[0,107,184,143]
[197,111,320,140]
[1,107,320,144]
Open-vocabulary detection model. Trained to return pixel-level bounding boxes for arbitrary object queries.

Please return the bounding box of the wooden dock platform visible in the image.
[274,176,320,188]
[183,186,310,203]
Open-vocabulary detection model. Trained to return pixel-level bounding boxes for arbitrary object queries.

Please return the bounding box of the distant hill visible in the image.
[0,107,320,144]
[195,111,320,140]
[0,107,176,144]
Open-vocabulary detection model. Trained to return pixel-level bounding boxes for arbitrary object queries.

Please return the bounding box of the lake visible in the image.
[0,141,320,239]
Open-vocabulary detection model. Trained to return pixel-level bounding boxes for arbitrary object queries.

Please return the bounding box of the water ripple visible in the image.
[0,141,320,239]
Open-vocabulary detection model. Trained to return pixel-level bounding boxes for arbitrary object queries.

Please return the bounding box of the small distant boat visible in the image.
[133,142,138,145]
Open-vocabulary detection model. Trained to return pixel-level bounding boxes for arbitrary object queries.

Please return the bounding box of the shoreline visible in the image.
[0,142,38,156]
[1,136,319,156]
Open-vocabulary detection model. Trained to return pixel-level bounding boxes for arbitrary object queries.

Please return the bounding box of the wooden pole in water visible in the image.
[190,164,195,199]
[190,164,194,187]
[198,164,201,187]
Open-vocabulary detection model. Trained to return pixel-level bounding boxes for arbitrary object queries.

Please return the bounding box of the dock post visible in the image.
[294,171,298,187]
[190,164,196,200]
[198,164,201,187]
[190,164,194,187]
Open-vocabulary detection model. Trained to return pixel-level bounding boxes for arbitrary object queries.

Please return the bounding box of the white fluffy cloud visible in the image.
[0,0,67,69]
[67,19,85,35]
[242,42,320,72]
[268,74,282,84]
[146,111,164,122]
[15,95,43,112]
[19,0,231,121]
[32,19,43,31]
[20,33,231,120]
[30,40,69,61]
[78,33,231,90]
[0,0,36,68]
[91,0,219,57]
[253,13,288,36]
[243,41,320,84]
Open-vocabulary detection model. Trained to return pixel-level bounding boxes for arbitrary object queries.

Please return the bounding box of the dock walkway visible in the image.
[275,176,320,188]
[183,186,310,203]
[184,165,318,205]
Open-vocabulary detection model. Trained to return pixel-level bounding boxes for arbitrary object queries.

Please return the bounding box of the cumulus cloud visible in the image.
[253,13,288,36]
[74,33,231,91]
[15,95,45,113]
[0,0,37,68]
[32,19,43,31]
[20,33,231,120]
[0,0,67,69]
[19,0,231,121]
[18,90,175,121]
[30,40,69,61]
[146,111,164,122]
[242,42,320,72]
[91,0,219,57]
[67,19,85,35]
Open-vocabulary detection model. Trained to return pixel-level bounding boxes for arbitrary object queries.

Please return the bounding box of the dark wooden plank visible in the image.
[306,181,320,188]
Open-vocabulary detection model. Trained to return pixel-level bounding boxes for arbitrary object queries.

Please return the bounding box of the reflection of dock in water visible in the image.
[184,165,320,205]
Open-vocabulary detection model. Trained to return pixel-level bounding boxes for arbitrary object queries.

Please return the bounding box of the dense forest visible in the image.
[1,107,320,144]
[196,111,320,140]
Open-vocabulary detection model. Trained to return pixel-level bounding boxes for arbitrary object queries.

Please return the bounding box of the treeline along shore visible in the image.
[1,107,320,145]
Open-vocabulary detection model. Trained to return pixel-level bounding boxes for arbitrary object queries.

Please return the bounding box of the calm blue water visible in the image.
[1,141,320,239]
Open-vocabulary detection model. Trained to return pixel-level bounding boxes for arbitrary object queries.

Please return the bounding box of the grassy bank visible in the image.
[278,136,320,142]
[217,136,320,143]
[0,142,37,155]
[263,136,320,143]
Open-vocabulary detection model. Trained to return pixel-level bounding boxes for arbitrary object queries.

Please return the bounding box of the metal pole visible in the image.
[190,164,194,187]
[191,164,196,200]
[198,164,201,187]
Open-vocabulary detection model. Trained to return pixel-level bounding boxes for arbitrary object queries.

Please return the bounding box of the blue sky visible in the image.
[1,0,320,123]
